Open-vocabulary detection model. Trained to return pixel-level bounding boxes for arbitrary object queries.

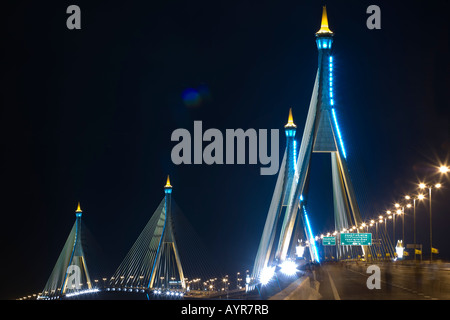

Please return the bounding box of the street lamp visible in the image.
[419,182,442,262]
[407,193,425,262]
[396,208,403,243]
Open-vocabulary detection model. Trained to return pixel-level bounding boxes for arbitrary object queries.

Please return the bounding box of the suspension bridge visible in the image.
[23,6,448,301]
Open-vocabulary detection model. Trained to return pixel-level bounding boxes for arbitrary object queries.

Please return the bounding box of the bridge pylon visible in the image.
[250,6,368,290]
[110,176,186,294]
[39,202,93,299]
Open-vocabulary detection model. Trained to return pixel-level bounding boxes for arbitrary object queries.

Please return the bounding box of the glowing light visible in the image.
[435,183,441,188]
[331,108,347,158]
[439,165,449,174]
[164,175,172,188]
[395,203,400,208]
[418,194,425,200]
[396,241,404,259]
[419,183,426,189]
[259,266,275,286]
[280,260,298,276]
[65,288,99,298]
[74,202,83,219]
[285,108,297,128]
[293,140,297,170]
[316,6,333,35]
[295,244,305,258]
[303,207,320,263]
[405,195,411,200]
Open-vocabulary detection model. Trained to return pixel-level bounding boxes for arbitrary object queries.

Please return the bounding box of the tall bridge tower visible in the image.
[251,6,365,288]
[40,202,92,298]
[110,176,186,293]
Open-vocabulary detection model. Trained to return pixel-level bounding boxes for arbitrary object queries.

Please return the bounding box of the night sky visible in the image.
[1,0,449,300]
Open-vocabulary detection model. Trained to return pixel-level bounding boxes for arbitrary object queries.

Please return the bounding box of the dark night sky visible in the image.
[1,0,449,300]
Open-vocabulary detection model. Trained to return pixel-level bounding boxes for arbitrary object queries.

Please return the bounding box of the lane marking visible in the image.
[345,265,439,300]
[326,269,341,300]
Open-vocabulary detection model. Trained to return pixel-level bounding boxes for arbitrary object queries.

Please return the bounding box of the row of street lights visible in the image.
[312,165,449,262]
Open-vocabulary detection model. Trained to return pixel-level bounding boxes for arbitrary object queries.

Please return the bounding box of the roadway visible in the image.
[316,261,450,300]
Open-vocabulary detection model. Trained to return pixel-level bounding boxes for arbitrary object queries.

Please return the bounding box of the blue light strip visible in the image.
[331,108,347,159]
[329,56,347,159]
[292,140,297,171]
[302,206,320,263]
[329,56,334,107]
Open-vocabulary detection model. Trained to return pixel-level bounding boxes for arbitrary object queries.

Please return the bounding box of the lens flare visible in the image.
[280,260,298,276]
[259,266,275,285]
[182,88,201,107]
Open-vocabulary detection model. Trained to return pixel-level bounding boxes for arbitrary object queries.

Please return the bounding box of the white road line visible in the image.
[326,269,341,300]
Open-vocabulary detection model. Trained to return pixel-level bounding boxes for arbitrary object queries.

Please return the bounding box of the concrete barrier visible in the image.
[269,276,322,300]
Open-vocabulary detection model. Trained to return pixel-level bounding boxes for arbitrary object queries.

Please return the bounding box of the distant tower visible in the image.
[61,202,92,294]
[148,175,185,289]
[251,109,301,282]
[40,202,92,298]
[111,176,186,292]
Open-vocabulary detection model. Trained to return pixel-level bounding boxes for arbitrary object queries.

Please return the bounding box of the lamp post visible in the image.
[408,193,425,262]
[395,202,407,245]
[419,183,442,262]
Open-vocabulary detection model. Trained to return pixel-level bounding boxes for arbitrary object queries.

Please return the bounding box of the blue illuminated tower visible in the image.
[284,108,297,200]
[147,175,185,290]
[251,7,367,287]
[110,176,186,293]
[250,109,299,280]
[277,6,364,262]
[314,7,338,153]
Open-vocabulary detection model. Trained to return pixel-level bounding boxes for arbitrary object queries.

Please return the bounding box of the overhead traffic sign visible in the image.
[340,233,372,246]
[322,236,336,246]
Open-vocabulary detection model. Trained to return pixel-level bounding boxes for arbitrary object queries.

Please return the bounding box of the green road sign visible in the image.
[340,233,372,246]
[322,236,336,245]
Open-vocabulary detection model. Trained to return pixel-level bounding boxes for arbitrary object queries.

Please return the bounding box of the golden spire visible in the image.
[75,201,82,213]
[316,6,333,35]
[164,175,172,188]
[285,108,297,128]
